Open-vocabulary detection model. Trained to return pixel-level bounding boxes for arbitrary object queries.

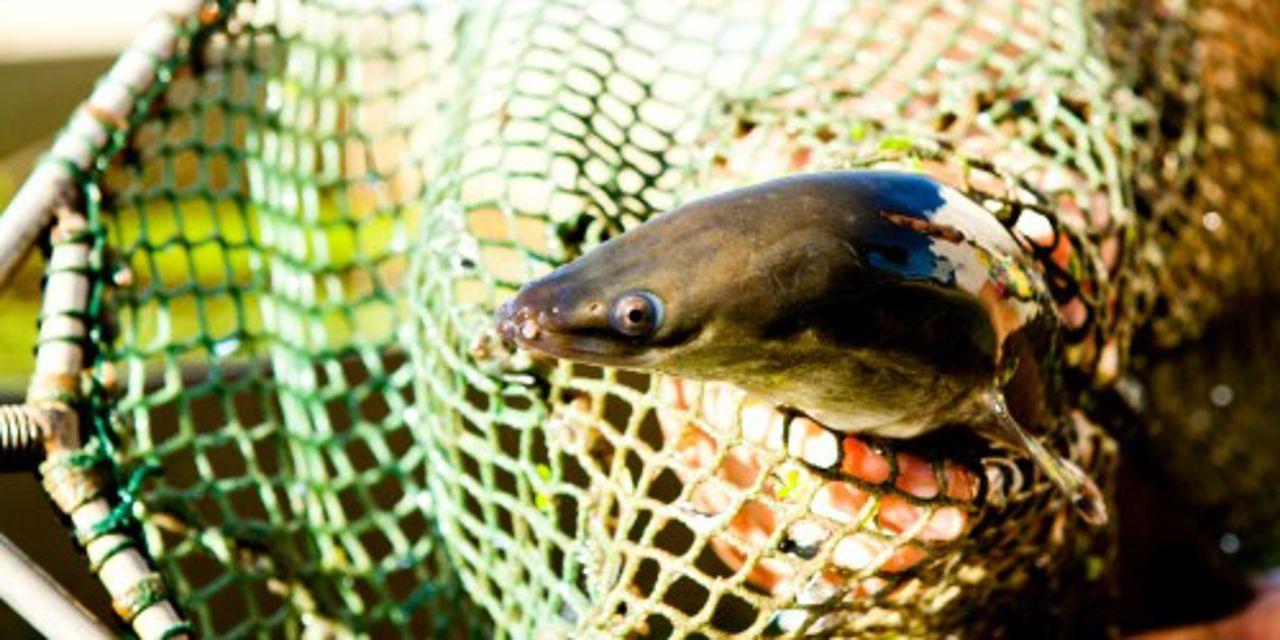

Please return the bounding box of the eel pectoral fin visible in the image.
[987,390,1108,527]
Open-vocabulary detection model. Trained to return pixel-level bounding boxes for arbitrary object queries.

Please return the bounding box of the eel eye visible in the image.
[610,290,663,338]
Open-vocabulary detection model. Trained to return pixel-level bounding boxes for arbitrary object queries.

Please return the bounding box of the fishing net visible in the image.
[8,0,1275,637]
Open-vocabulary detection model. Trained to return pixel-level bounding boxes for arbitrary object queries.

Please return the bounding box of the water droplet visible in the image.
[212,338,240,358]
[112,267,134,288]
[1202,211,1223,232]
[1210,384,1234,407]
[1220,532,1241,555]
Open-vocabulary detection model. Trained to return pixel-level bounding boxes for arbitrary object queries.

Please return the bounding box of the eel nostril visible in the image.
[520,318,541,341]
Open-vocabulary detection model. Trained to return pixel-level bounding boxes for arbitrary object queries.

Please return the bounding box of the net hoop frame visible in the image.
[0,1,211,637]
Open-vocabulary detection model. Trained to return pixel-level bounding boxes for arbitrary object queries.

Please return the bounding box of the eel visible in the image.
[495,169,1106,525]
[483,0,1280,633]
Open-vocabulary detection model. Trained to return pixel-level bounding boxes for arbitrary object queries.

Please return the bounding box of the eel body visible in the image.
[497,170,1105,523]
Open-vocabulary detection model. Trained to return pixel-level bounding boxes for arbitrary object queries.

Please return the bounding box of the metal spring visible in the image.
[0,405,46,469]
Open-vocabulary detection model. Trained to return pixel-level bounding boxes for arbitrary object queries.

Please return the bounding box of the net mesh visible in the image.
[13,0,1277,637]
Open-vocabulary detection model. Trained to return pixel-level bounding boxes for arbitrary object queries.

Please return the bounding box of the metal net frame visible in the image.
[2,0,1274,638]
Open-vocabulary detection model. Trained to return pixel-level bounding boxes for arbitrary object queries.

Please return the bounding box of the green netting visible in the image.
[87,2,469,636]
[13,0,1279,637]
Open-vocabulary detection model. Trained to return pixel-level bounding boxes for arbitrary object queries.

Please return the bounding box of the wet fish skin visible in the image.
[497,170,1106,523]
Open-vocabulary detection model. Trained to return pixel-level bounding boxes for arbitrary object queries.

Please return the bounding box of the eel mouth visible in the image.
[494,299,659,368]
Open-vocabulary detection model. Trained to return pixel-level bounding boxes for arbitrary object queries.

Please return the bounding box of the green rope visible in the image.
[85,460,161,541]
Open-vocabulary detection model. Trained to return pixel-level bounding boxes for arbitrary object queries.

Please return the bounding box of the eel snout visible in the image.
[495,298,544,348]
[494,285,649,366]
